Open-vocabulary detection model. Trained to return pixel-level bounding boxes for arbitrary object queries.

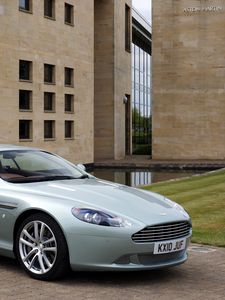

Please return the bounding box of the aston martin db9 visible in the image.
[0,145,192,280]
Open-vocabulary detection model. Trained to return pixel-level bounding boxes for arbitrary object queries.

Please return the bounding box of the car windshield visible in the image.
[0,150,88,183]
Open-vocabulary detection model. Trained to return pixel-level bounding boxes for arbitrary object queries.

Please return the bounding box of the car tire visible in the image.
[15,213,70,280]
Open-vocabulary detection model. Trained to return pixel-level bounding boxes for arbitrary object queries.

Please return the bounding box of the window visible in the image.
[132,43,152,155]
[65,121,74,139]
[44,120,55,139]
[44,64,55,84]
[19,60,32,81]
[44,92,55,112]
[44,0,55,19]
[19,0,31,12]
[19,120,32,140]
[65,67,74,86]
[0,150,85,182]
[19,90,32,111]
[65,3,74,25]
[125,4,131,52]
[65,94,74,112]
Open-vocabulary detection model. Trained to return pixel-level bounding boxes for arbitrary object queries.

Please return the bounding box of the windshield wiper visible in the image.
[76,175,89,179]
[6,175,76,183]
[6,174,89,183]
[38,175,78,181]
[43,175,90,180]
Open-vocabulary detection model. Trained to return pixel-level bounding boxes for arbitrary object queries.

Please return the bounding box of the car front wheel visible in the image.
[15,213,69,280]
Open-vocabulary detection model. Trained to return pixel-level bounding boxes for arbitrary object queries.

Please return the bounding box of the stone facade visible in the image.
[0,0,133,163]
[94,0,132,160]
[152,0,225,159]
[0,0,94,164]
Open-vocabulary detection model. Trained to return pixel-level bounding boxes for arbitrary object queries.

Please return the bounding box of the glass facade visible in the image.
[132,42,151,155]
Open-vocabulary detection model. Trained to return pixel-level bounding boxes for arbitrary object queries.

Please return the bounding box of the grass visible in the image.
[142,169,225,247]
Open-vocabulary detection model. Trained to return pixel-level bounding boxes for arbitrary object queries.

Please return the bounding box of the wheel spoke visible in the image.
[23,248,37,262]
[20,238,34,248]
[38,254,46,273]
[42,237,55,245]
[39,223,45,242]
[22,229,36,243]
[34,221,39,241]
[43,247,57,252]
[43,253,52,269]
[28,253,38,269]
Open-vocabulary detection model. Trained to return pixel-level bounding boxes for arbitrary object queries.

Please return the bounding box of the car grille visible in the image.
[132,221,191,243]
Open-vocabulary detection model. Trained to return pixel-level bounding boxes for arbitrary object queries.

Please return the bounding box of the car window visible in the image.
[15,152,63,171]
[0,150,87,183]
[0,155,18,169]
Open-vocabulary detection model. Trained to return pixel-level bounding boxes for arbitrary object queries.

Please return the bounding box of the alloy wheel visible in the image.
[19,220,57,275]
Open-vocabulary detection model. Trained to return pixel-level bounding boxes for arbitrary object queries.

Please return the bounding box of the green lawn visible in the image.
[142,170,225,247]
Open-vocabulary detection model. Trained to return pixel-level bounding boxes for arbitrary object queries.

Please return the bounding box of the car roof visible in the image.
[0,144,40,151]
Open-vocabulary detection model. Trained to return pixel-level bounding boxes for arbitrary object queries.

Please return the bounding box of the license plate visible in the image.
[153,238,186,255]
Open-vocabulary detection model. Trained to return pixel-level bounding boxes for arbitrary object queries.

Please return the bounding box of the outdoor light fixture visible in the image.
[123,95,128,104]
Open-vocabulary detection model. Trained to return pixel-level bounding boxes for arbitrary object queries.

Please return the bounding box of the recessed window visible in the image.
[44,64,55,84]
[65,67,74,86]
[19,0,32,12]
[19,60,32,81]
[65,121,74,139]
[44,0,55,19]
[125,4,131,52]
[65,3,74,25]
[19,120,32,140]
[19,90,32,111]
[44,120,55,139]
[65,94,74,113]
[44,92,55,112]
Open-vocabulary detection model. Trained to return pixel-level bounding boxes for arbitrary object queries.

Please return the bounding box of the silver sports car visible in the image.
[0,145,192,280]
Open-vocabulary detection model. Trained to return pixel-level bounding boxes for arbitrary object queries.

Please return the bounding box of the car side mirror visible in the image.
[76,164,86,172]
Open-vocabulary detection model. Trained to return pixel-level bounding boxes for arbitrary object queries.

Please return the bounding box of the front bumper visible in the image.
[67,232,191,271]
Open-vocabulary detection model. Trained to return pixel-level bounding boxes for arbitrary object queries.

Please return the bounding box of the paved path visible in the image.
[0,244,224,300]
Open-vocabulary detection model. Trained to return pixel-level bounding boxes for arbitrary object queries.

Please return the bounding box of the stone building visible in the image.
[94,0,132,161]
[0,0,94,163]
[94,2,151,160]
[152,0,225,159]
[0,0,151,164]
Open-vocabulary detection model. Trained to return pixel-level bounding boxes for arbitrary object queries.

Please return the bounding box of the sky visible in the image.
[132,0,151,23]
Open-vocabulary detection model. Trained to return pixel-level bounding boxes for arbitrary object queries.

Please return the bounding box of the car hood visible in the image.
[12,178,190,225]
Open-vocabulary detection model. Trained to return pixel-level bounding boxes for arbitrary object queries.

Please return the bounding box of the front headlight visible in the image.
[71,207,132,227]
